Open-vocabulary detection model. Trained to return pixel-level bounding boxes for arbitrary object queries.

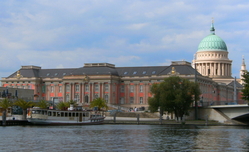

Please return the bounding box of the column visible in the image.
[79,83,82,103]
[222,64,225,76]
[126,83,129,104]
[211,63,214,76]
[109,82,111,104]
[71,83,74,101]
[199,63,203,74]
[82,83,85,103]
[205,63,208,76]
[63,83,66,102]
[214,63,217,76]
[143,83,146,105]
[218,63,221,76]
[90,83,93,102]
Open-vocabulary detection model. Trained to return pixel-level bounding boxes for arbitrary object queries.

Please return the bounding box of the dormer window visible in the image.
[47,73,50,76]
[152,71,156,74]
[142,71,146,74]
[133,71,137,75]
[55,73,58,76]
[63,73,66,76]
[124,72,128,75]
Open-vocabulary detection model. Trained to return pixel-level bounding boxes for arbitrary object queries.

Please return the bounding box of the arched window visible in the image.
[105,94,108,103]
[85,95,89,103]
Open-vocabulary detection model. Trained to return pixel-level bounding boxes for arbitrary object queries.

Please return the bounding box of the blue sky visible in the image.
[0,0,249,79]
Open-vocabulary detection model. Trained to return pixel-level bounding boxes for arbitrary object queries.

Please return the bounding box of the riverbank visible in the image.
[104,116,224,126]
[1,117,248,126]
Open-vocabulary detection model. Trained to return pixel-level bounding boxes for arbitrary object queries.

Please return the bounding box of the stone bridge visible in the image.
[198,104,249,125]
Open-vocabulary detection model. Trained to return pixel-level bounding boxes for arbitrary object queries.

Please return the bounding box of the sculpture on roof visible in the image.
[168,67,179,75]
[16,71,23,79]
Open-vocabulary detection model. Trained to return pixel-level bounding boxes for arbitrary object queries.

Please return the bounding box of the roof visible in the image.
[197,22,227,52]
[227,80,243,88]
[4,63,200,79]
[198,34,227,52]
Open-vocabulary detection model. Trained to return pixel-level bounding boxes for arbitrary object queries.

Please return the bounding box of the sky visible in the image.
[1,0,249,79]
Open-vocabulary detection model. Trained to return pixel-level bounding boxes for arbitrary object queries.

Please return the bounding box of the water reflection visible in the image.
[0,125,248,151]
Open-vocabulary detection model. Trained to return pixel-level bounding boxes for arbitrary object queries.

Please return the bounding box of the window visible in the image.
[55,73,58,76]
[59,86,62,92]
[85,95,89,103]
[120,97,124,104]
[133,71,137,74]
[120,85,124,92]
[130,97,134,104]
[105,94,108,103]
[85,84,89,91]
[63,73,66,76]
[51,86,54,92]
[95,94,98,99]
[130,86,134,92]
[66,94,69,102]
[140,85,143,92]
[152,71,156,74]
[105,84,109,92]
[95,84,99,91]
[75,94,79,102]
[142,71,146,74]
[75,84,79,92]
[124,72,128,75]
[47,73,50,76]
[140,97,143,104]
[41,86,46,93]
[66,85,70,92]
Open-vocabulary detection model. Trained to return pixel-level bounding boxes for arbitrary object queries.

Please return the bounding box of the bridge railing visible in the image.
[199,100,248,107]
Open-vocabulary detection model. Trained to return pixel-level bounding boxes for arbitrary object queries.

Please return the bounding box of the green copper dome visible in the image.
[197,22,227,52]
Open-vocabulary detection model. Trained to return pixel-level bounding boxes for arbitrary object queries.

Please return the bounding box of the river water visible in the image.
[0,125,249,152]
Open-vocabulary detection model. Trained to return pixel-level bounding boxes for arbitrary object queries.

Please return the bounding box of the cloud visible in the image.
[0,0,249,79]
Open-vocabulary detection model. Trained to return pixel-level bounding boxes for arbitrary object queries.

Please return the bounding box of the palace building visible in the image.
[1,22,246,109]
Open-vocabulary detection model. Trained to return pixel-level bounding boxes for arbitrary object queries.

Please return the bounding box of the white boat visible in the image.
[27,108,105,125]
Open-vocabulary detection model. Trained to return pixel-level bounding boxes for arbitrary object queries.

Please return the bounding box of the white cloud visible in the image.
[126,23,148,30]
[0,0,249,78]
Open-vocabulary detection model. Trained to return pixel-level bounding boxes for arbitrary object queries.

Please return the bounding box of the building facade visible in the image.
[1,61,243,109]
[1,22,245,109]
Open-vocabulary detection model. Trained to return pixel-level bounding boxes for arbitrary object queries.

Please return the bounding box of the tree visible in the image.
[14,99,34,120]
[90,98,108,111]
[241,71,249,103]
[56,101,69,110]
[148,76,201,122]
[68,100,77,107]
[36,100,49,109]
[0,98,13,125]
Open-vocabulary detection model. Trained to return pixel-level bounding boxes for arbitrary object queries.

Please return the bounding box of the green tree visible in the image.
[56,101,68,110]
[56,101,70,110]
[0,98,13,125]
[241,71,249,103]
[68,100,77,107]
[14,99,34,120]
[36,100,49,109]
[148,76,201,122]
[90,98,108,111]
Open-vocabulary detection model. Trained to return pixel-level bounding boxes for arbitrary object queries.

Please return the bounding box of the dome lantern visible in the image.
[197,20,227,52]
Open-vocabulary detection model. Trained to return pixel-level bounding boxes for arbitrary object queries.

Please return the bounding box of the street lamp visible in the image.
[194,53,198,120]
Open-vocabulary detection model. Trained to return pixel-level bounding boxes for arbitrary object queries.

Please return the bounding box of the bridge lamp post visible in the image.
[194,54,198,120]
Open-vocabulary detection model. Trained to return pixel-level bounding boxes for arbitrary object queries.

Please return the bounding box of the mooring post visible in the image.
[137,114,140,125]
[205,115,208,126]
[114,113,116,123]
[2,111,6,126]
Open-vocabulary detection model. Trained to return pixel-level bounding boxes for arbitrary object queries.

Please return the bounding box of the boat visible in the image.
[27,108,105,125]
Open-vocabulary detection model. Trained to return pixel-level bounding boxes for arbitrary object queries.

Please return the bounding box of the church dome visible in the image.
[197,22,227,52]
